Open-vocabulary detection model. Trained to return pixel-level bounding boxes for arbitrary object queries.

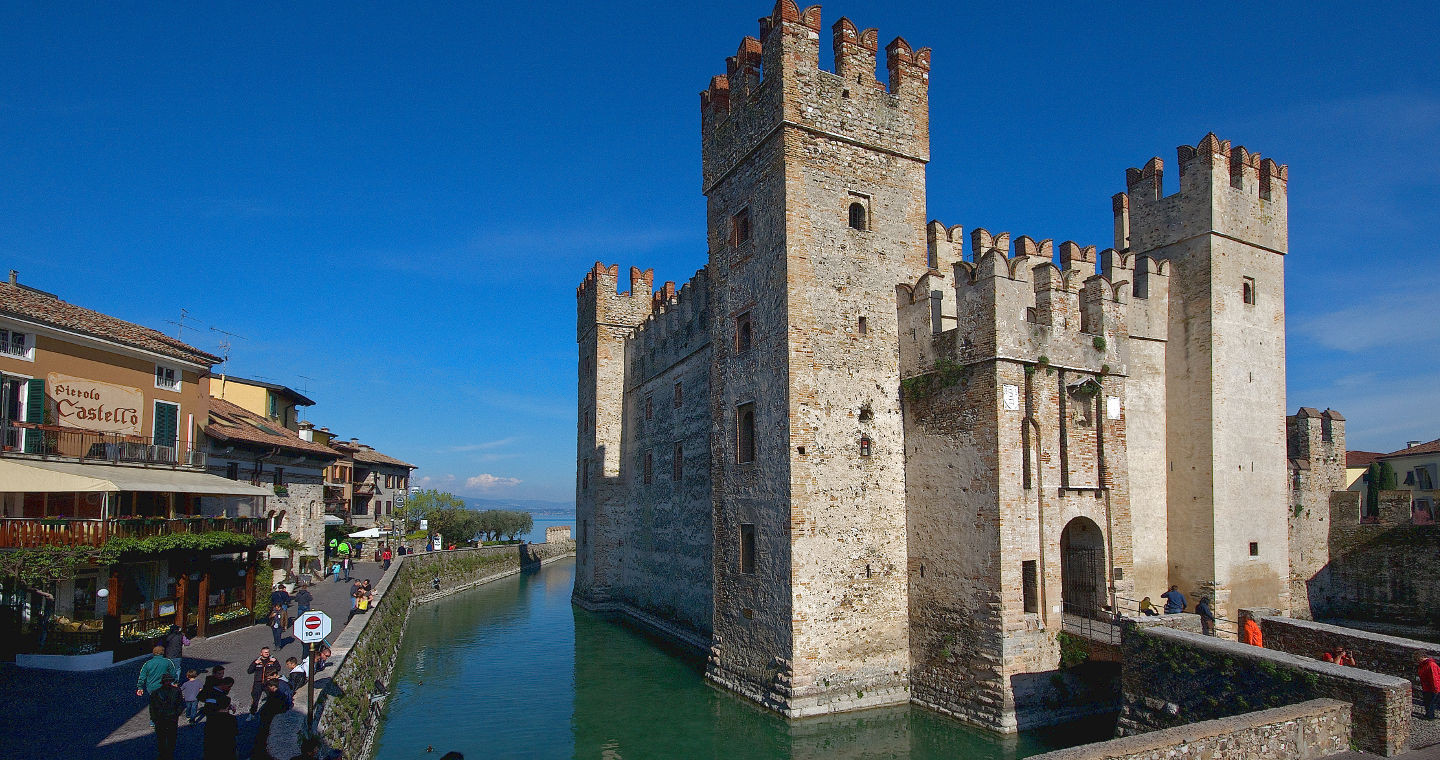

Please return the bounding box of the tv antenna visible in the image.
[165,308,202,341]
[297,375,316,395]
[209,326,248,366]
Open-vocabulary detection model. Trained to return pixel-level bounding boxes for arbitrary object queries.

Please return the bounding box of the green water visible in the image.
[372,558,1111,759]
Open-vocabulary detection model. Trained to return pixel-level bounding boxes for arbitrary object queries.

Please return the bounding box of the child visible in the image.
[180,669,204,724]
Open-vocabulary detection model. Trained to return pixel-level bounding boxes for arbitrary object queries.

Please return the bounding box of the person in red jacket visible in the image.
[1419,656,1440,720]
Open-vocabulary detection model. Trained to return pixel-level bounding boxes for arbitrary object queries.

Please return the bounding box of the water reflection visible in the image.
[374,558,1109,760]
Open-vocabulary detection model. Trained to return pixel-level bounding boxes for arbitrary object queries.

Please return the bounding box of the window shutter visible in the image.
[23,378,44,453]
[153,402,179,448]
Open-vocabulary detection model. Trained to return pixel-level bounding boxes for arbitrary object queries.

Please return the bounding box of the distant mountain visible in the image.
[463,497,575,516]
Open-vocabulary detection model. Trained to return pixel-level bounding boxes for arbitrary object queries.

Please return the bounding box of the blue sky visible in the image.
[3,2,1436,501]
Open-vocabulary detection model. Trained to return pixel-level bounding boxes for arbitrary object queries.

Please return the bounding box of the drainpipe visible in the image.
[1096,387,1117,616]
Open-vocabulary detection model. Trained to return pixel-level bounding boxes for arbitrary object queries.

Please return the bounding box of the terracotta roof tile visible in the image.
[349,446,416,470]
[205,398,341,459]
[0,282,220,365]
[1384,438,1440,458]
[1346,451,1385,469]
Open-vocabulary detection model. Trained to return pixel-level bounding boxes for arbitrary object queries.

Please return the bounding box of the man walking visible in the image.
[293,583,313,617]
[269,606,287,651]
[382,545,393,571]
[149,673,183,760]
[136,645,172,697]
[246,646,280,715]
[1420,656,1440,720]
[161,624,186,680]
[269,583,292,628]
[201,694,238,760]
[1196,596,1216,636]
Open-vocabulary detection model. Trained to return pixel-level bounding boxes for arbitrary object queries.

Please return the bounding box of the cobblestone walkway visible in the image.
[0,561,384,760]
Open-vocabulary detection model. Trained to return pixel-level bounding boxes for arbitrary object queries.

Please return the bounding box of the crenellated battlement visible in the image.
[1117,132,1288,255]
[626,268,712,385]
[700,1,930,192]
[576,262,659,342]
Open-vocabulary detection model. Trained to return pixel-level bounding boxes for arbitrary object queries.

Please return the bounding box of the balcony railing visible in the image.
[2,421,205,468]
[0,516,270,549]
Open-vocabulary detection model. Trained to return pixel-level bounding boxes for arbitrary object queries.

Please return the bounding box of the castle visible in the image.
[575,0,1294,731]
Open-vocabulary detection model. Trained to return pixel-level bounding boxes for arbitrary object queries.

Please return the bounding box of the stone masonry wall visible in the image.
[1029,699,1351,760]
[1119,624,1410,755]
[1251,612,1440,701]
[1314,490,1440,626]
[1286,410,1347,620]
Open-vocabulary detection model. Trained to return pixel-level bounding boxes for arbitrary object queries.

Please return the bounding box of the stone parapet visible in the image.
[1031,699,1350,760]
[1250,612,1440,702]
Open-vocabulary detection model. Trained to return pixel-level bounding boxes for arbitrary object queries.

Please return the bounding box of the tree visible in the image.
[504,510,533,542]
[1365,461,1399,518]
[271,533,309,579]
[405,489,466,532]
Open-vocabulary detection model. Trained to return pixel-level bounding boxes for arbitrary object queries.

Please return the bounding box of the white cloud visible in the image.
[1293,293,1438,353]
[464,473,522,491]
[441,437,517,453]
[413,474,457,489]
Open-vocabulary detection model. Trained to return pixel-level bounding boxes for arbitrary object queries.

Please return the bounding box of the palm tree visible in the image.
[272,534,309,581]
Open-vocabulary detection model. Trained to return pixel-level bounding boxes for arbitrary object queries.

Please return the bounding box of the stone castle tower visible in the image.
[699,2,929,715]
[574,0,1293,732]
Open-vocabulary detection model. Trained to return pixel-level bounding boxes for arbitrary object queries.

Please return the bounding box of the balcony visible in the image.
[2,421,205,469]
[0,516,270,549]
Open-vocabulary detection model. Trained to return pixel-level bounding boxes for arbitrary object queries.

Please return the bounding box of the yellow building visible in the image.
[209,375,314,431]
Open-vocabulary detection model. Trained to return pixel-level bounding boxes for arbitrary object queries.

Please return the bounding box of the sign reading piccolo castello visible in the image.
[48,372,143,435]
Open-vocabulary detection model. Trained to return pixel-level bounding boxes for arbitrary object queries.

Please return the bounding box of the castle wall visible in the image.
[1286,410,1346,619]
[1123,137,1291,621]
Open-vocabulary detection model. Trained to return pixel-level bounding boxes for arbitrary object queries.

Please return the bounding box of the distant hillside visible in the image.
[463,497,574,517]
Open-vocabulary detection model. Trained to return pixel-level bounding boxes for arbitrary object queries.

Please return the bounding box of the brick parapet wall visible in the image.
[1251,613,1440,701]
[1120,624,1409,755]
[1030,699,1350,760]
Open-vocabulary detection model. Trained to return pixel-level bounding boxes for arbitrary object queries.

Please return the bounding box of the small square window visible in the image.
[731,208,751,246]
[226,462,239,480]
[1242,277,1256,305]
[1249,542,1259,557]
[0,328,32,360]
[847,195,869,231]
[155,364,180,391]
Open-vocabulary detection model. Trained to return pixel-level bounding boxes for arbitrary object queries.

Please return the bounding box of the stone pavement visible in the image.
[0,561,385,760]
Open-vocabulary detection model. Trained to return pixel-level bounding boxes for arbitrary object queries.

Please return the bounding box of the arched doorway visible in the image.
[1059,517,1107,618]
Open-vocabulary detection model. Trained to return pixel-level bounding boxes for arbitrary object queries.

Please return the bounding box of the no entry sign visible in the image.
[294,610,333,643]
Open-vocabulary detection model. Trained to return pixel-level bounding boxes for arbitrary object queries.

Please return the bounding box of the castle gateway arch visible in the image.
[1060,516,1108,618]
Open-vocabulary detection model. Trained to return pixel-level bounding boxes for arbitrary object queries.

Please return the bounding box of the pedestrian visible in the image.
[1160,585,1186,614]
[201,694,239,760]
[294,584,313,617]
[270,583,292,628]
[1419,656,1440,720]
[136,645,172,697]
[1335,647,1357,667]
[342,556,352,582]
[202,666,227,697]
[1196,596,1216,636]
[1139,597,1160,616]
[1242,617,1264,647]
[161,623,187,680]
[201,676,235,712]
[382,546,393,571]
[149,672,183,760]
[269,606,288,650]
[180,669,204,724]
[246,646,280,715]
[254,678,294,753]
[287,656,308,690]
[1321,649,1336,662]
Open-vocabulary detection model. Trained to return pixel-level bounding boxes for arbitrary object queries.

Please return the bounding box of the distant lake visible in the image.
[521,514,574,543]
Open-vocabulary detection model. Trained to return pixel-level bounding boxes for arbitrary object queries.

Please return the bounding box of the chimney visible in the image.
[7,271,15,285]
[1408,441,1422,449]
[298,421,314,442]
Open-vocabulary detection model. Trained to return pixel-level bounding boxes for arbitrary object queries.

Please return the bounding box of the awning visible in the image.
[0,458,273,497]
[323,514,345,526]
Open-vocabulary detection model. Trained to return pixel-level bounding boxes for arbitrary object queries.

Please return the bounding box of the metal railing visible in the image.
[1114,594,1241,638]
[1,420,205,468]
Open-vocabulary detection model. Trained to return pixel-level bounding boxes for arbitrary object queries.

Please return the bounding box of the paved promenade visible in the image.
[0,561,384,760]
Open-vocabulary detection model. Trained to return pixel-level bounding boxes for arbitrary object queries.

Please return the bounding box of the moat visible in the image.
[372,557,1114,759]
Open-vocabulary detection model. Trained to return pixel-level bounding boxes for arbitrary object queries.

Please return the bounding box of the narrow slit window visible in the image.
[736,311,753,353]
[859,435,872,457]
[740,523,756,574]
[858,316,868,335]
[1022,561,1038,613]
[674,381,683,407]
[737,403,756,464]
[1249,541,1259,556]
[1242,277,1256,305]
[582,457,589,489]
[673,441,684,481]
[645,396,653,421]
[643,452,653,484]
